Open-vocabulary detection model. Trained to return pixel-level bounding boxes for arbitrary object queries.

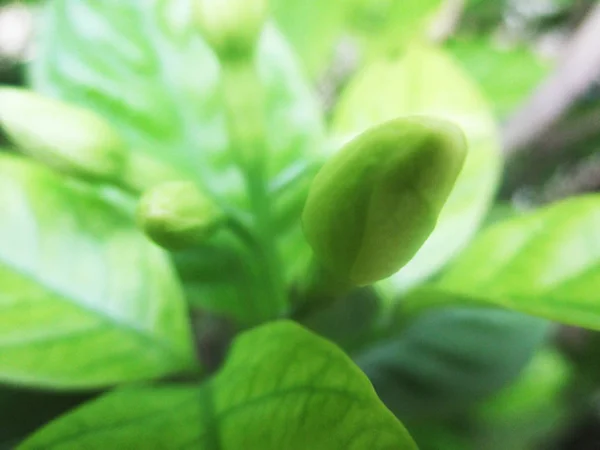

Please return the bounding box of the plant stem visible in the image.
[220,58,287,321]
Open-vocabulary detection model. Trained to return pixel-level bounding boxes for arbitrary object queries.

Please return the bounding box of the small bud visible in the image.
[0,88,125,182]
[193,0,267,60]
[302,117,467,286]
[137,181,223,249]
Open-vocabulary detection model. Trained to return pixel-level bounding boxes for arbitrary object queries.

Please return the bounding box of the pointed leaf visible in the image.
[20,321,417,450]
[356,306,549,419]
[417,195,600,331]
[0,155,196,388]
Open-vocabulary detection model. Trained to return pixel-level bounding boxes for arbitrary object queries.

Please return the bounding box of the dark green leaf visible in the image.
[0,155,196,388]
[20,321,417,449]
[332,45,502,295]
[356,306,549,419]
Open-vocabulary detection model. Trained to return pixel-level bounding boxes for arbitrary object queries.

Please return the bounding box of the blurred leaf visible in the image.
[472,349,571,450]
[30,0,324,322]
[0,155,196,389]
[271,0,345,78]
[347,0,443,58]
[446,37,552,118]
[300,287,381,353]
[31,0,323,204]
[416,195,600,331]
[20,321,417,450]
[332,45,502,296]
[355,306,549,419]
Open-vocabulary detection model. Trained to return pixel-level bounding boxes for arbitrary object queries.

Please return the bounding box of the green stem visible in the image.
[220,58,287,320]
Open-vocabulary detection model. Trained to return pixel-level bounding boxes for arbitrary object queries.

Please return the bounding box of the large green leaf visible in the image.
[411,195,600,331]
[355,306,549,419]
[332,45,502,296]
[20,321,417,449]
[446,36,552,118]
[30,0,324,322]
[0,155,196,388]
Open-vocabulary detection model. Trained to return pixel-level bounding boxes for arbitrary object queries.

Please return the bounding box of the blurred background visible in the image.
[2,0,600,449]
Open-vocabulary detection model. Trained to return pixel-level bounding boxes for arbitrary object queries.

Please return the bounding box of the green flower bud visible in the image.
[193,0,267,60]
[302,117,467,286]
[0,87,125,182]
[137,181,223,249]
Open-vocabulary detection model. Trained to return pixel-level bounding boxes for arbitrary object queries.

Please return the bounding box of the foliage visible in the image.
[0,0,597,449]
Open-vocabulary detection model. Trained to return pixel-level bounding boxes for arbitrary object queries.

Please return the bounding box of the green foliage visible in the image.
[271,0,345,78]
[30,0,325,323]
[446,36,552,118]
[346,0,443,58]
[20,322,417,450]
[0,155,196,388]
[333,45,502,294]
[356,307,549,419]
[413,195,600,331]
[1,0,597,447]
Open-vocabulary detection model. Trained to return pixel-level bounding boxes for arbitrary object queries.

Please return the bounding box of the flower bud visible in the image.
[302,117,467,286]
[137,181,223,249]
[0,88,125,182]
[193,0,267,61]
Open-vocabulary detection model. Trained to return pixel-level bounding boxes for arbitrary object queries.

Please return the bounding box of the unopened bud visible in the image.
[0,88,125,182]
[302,117,467,286]
[193,0,267,61]
[137,181,223,249]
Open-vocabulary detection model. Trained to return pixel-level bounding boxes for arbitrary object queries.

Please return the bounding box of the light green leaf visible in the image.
[20,321,417,450]
[446,37,552,118]
[30,0,324,322]
[271,0,345,78]
[355,306,549,419]
[332,45,502,296]
[414,195,600,331]
[0,155,196,388]
[31,0,323,204]
[346,0,443,58]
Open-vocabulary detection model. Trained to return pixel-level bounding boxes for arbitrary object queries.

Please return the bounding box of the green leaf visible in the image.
[332,45,502,296]
[472,349,571,450]
[271,0,345,78]
[446,37,552,118]
[20,321,417,450]
[0,155,196,388]
[30,0,324,322]
[30,0,323,204]
[355,306,549,419]
[347,0,443,58]
[413,195,600,331]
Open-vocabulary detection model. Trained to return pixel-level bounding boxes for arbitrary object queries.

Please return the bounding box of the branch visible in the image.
[502,3,600,156]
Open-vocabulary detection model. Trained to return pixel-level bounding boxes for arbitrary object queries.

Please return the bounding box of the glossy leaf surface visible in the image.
[421,195,600,331]
[0,155,195,388]
[20,321,416,450]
